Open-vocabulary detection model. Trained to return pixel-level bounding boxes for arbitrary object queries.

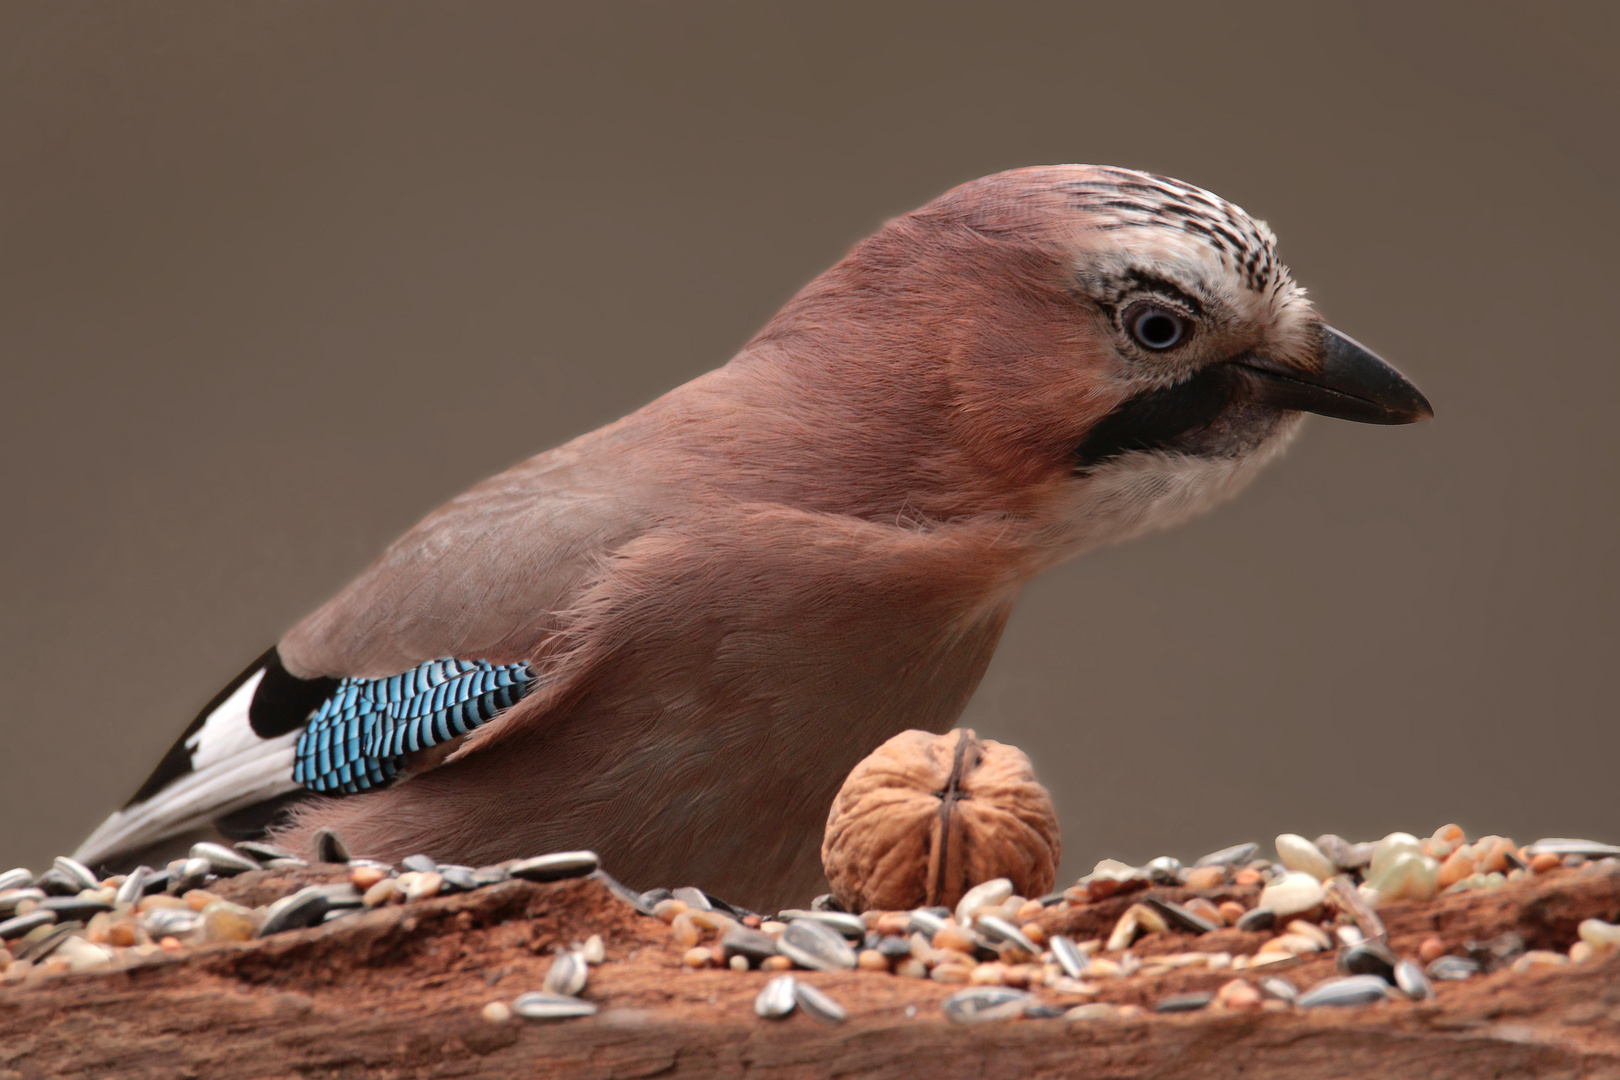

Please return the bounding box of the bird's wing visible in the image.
[75,442,662,868]
[279,447,660,677]
[265,504,1025,904]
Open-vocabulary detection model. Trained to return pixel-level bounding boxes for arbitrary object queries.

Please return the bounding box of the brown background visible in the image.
[2,2,1615,887]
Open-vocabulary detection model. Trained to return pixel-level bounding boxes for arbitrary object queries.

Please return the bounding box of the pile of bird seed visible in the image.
[633,825,1620,1024]
[3,824,1619,1029]
[0,830,609,992]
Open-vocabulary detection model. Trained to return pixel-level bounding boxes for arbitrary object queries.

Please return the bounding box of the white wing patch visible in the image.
[184,668,266,769]
[74,668,303,868]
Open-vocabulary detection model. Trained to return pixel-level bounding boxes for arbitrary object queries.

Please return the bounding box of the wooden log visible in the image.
[1,866,1617,1078]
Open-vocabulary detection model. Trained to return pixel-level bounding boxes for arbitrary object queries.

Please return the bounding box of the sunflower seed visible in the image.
[543,951,588,996]
[779,919,856,971]
[52,856,98,891]
[1195,843,1258,868]
[167,857,212,894]
[38,896,113,921]
[1394,959,1434,1001]
[34,869,82,896]
[1155,992,1213,1013]
[976,914,1038,954]
[314,883,364,909]
[777,909,866,940]
[671,886,712,911]
[1259,976,1298,1003]
[582,871,650,914]
[1236,907,1276,932]
[189,842,261,876]
[754,974,797,1018]
[1142,896,1218,935]
[906,910,948,940]
[0,910,56,940]
[1050,935,1090,979]
[704,893,752,919]
[235,841,296,861]
[439,865,478,893]
[876,935,913,960]
[509,851,600,883]
[720,925,778,965]
[312,829,350,864]
[1145,856,1183,884]
[402,854,437,874]
[474,865,512,888]
[115,867,152,906]
[1338,941,1398,983]
[0,869,33,892]
[941,987,1033,1023]
[1427,955,1479,981]
[264,858,309,870]
[258,886,331,936]
[810,893,846,912]
[16,922,81,961]
[1298,975,1392,1008]
[0,889,45,916]
[794,981,847,1024]
[511,991,597,1020]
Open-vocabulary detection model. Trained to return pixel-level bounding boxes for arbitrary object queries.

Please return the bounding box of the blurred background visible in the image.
[2,2,1615,885]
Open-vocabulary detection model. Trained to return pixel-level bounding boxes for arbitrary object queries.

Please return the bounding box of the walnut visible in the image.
[821,728,1060,913]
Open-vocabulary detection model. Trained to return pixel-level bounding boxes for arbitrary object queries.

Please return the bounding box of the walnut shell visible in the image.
[821,728,1060,913]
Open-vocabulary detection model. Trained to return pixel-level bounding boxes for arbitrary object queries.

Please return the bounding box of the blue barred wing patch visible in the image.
[292,659,534,794]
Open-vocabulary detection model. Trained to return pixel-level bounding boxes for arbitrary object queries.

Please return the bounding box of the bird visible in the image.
[75,165,1432,909]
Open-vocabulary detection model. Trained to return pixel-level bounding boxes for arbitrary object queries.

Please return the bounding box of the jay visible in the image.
[77,166,1431,909]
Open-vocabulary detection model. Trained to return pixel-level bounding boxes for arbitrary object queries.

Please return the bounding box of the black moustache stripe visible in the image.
[1072,364,1244,470]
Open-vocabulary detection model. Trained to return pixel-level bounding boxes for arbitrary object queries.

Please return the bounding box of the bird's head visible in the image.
[745,165,1431,562]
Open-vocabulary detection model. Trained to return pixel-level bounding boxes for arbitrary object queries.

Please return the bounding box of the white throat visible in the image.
[1038,416,1302,569]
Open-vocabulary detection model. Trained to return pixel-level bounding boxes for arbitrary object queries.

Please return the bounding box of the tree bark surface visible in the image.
[3,866,1619,1079]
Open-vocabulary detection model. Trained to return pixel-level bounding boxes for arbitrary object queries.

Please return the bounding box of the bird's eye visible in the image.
[1125,303,1190,351]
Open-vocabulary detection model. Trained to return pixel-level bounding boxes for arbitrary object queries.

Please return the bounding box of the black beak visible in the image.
[1237,326,1433,424]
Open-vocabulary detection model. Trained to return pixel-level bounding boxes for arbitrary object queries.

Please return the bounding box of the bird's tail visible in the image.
[74,649,310,869]
[75,647,539,869]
